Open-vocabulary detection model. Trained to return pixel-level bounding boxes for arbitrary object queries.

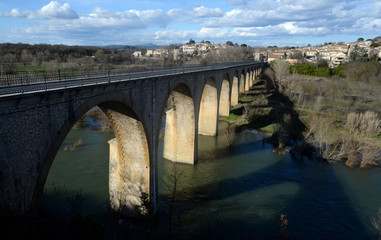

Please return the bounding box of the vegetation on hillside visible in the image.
[0,42,253,79]
[267,60,381,167]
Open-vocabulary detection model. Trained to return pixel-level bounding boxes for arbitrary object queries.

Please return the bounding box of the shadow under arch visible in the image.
[219,73,231,117]
[159,83,196,164]
[33,93,151,217]
[199,76,218,136]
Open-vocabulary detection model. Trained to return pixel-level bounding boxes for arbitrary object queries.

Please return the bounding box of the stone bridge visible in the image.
[0,62,264,216]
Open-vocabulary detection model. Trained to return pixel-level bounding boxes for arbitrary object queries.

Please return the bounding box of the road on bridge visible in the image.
[0,62,258,98]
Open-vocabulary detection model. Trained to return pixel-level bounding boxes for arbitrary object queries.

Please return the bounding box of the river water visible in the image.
[44,121,381,239]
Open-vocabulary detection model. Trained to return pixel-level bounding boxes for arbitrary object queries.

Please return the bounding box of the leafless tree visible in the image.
[163,163,184,239]
[372,207,381,240]
[224,124,236,147]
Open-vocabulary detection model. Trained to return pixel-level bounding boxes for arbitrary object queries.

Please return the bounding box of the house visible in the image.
[318,51,331,61]
[182,45,196,55]
[146,49,153,57]
[253,52,265,61]
[132,51,142,58]
[306,50,318,58]
[267,55,283,62]
[153,49,166,57]
[331,52,349,66]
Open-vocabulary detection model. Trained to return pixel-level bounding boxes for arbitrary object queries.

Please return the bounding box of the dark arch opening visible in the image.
[37,96,151,219]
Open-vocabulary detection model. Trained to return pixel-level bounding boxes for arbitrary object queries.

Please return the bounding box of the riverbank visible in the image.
[220,74,311,157]
[265,61,381,168]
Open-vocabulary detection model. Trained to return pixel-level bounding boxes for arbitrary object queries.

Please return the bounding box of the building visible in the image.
[182,45,197,55]
[132,51,142,58]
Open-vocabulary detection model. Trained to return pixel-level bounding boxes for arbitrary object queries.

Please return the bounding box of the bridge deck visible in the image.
[0,62,257,98]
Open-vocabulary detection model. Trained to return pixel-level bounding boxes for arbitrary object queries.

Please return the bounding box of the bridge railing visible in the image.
[0,62,262,97]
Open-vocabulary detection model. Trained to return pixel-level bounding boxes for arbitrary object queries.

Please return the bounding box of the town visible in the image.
[131,37,381,68]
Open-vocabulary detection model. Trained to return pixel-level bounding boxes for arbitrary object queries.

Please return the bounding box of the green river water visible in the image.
[43,121,381,239]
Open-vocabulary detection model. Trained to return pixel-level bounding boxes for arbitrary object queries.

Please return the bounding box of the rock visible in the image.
[345,154,362,168]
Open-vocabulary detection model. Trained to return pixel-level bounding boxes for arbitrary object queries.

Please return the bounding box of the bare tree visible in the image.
[224,124,236,147]
[373,207,381,240]
[163,163,184,239]
[272,60,289,90]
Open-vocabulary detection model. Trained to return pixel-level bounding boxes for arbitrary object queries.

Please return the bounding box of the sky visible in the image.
[0,0,380,47]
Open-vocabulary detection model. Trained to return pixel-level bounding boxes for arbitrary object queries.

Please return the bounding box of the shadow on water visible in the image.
[156,79,374,239]
[163,140,373,240]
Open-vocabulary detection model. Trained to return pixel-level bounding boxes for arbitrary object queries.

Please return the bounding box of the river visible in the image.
[43,121,381,239]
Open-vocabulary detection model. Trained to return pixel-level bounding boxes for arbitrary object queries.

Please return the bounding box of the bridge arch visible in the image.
[34,93,151,216]
[231,71,239,106]
[199,77,218,136]
[219,73,230,117]
[161,83,196,164]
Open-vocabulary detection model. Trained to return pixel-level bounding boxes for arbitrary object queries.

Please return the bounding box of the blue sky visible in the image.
[0,0,380,46]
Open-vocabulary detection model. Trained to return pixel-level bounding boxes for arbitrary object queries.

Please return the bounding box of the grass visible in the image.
[15,65,47,72]
[227,113,241,121]
[258,123,281,134]
[239,97,254,103]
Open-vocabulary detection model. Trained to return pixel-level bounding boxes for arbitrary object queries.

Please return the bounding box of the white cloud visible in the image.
[37,1,78,19]
[0,1,78,19]
[1,0,380,46]
[191,6,224,18]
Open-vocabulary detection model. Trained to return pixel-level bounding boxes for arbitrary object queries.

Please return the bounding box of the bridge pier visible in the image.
[231,72,239,106]
[250,70,254,87]
[245,71,250,91]
[163,84,196,164]
[239,71,245,94]
[102,105,150,216]
[218,78,230,117]
[198,77,218,136]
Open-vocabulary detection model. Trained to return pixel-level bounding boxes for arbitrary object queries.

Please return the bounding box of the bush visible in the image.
[290,63,332,77]
[344,61,381,83]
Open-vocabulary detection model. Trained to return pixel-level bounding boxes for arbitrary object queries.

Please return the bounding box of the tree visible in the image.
[226,41,233,46]
[240,43,248,48]
[187,39,195,45]
[357,37,364,42]
[95,49,104,58]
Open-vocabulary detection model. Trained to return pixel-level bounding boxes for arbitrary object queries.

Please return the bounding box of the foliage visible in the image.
[226,41,234,46]
[187,39,195,44]
[332,64,345,77]
[289,63,331,77]
[344,61,381,83]
[357,37,364,42]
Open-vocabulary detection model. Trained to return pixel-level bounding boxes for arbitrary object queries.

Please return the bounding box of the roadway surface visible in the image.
[0,62,257,98]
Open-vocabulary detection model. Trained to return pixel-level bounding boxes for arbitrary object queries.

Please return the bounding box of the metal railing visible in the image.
[0,62,261,98]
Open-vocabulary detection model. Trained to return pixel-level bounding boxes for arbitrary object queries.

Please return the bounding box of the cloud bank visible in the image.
[0,0,380,45]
